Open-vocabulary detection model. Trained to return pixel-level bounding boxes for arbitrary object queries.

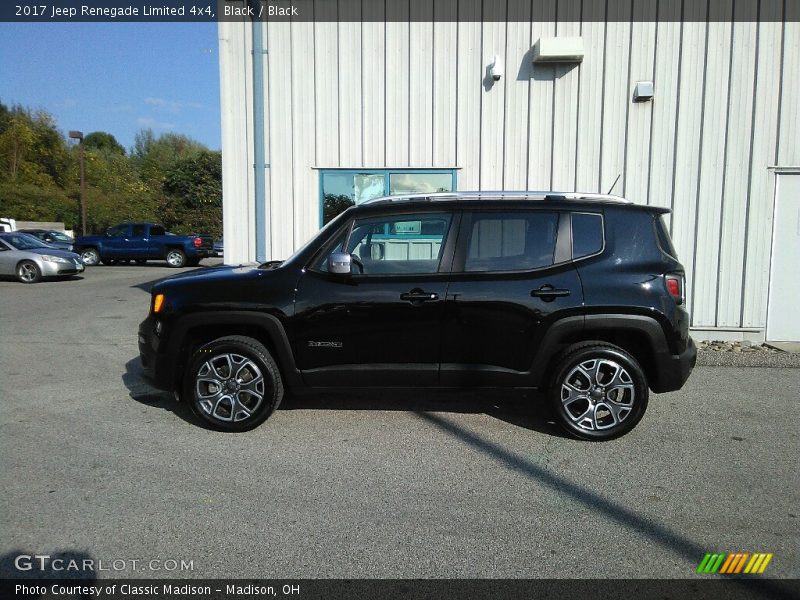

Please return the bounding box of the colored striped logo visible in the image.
[697,552,773,574]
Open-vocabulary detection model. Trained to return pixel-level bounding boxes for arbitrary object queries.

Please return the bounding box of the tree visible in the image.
[84,131,125,156]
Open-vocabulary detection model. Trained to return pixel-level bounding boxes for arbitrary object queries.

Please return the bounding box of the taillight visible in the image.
[193,237,202,248]
[665,275,683,305]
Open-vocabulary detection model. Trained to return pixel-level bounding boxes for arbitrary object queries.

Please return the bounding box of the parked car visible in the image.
[138,191,696,440]
[74,223,213,268]
[212,237,224,257]
[19,229,75,252]
[0,232,85,283]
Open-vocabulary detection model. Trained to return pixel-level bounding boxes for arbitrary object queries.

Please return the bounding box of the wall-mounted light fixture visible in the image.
[532,37,584,63]
[489,55,504,81]
[633,81,655,102]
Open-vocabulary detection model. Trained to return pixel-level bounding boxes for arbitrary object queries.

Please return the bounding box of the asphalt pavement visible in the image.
[1,262,798,579]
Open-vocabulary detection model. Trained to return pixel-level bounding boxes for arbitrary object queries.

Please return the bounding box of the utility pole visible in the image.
[68,130,86,235]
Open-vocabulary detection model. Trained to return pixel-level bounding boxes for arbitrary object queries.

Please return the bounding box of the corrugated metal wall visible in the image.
[219,0,799,335]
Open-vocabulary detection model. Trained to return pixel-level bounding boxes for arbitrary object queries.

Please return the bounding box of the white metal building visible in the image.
[218,0,799,342]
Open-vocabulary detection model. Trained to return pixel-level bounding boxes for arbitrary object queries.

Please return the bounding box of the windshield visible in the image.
[1,233,48,250]
[49,231,73,242]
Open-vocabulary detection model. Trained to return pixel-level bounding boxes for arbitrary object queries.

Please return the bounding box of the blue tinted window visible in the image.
[572,213,603,258]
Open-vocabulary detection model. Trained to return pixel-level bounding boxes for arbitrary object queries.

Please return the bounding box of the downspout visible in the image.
[250,1,269,261]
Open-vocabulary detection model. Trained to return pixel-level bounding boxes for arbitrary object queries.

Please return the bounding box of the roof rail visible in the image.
[361,191,631,204]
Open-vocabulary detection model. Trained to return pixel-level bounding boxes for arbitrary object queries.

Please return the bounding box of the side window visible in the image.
[571,213,604,259]
[150,225,166,236]
[464,212,559,272]
[348,213,451,275]
[131,225,146,237]
[312,230,347,272]
[107,225,128,238]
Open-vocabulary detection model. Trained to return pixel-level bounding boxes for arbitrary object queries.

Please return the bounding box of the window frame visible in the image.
[318,168,458,227]
[452,209,572,275]
[307,209,460,278]
[569,211,606,262]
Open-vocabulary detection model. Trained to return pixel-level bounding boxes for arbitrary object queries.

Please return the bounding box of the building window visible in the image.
[319,169,457,225]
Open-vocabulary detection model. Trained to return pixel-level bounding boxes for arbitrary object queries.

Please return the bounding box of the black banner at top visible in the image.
[1,0,797,23]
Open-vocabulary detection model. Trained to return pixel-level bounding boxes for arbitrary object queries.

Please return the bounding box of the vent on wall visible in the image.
[532,37,585,63]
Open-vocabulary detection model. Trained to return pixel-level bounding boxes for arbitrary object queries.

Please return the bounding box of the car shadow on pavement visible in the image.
[122,356,568,437]
[122,357,209,429]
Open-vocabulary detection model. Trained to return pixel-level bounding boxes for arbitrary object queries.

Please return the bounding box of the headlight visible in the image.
[40,255,70,264]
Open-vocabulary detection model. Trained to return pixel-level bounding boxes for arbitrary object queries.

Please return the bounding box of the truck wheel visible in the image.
[17,260,42,283]
[165,249,186,268]
[549,343,648,441]
[183,336,284,432]
[80,248,100,266]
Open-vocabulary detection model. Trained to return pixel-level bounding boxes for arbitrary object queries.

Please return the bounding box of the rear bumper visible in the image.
[650,337,697,393]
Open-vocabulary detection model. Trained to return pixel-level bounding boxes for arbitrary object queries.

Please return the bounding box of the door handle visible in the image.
[531,285,571,301]
[400,289,440,303]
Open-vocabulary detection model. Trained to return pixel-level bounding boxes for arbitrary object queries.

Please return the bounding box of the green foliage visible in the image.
[323,194,355,224]
[83,131,125,156]
[0,101,221,236]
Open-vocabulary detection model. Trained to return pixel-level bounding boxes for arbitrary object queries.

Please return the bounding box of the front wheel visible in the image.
[165,249,186,268]
[80,248,100,266]
[17,260,42,283]
[549,343,649,441]
[183,336,284,432]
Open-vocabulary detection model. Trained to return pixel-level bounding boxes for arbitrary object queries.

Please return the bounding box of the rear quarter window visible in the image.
[571,213,604,259]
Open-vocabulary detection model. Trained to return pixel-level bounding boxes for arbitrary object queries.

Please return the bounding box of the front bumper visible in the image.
[651,337,697,393]
[138,315,177,391]
[40,259,85,277]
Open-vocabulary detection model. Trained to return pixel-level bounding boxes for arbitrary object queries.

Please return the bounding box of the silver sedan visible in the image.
[0,232,85,283]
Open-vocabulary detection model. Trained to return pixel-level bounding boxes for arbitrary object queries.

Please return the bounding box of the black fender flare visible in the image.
[529,313,670,386]
[166,310,304,390]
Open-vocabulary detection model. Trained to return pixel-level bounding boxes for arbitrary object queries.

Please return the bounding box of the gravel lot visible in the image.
[1,263,798,580]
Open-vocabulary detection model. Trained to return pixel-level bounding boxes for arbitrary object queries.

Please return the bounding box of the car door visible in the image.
[292,210,459,387]
[440,209,584,387]
[102,224,130,258]
[0,239,17,275]
[147,225,169,258]
[126,224,150,258]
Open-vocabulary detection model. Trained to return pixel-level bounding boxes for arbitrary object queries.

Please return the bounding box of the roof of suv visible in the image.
[357,191,669,213]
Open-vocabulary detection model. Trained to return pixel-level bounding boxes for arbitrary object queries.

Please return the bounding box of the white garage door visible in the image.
[767,173,800,342]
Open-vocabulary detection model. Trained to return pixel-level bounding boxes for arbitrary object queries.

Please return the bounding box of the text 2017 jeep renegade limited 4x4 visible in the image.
[138,192,696,440]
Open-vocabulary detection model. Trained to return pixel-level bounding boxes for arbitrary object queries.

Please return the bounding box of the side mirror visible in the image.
[328,252,351,275]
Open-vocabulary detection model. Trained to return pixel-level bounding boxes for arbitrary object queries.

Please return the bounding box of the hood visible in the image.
[30,247,82,260]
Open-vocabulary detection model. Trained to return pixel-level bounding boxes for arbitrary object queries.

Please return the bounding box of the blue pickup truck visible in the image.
[74,223,213,268]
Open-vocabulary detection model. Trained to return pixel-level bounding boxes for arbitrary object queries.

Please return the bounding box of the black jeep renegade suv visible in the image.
[139,192,696,440]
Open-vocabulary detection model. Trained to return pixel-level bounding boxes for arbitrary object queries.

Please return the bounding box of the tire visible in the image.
[165,249,186,268]
[80,247,100,266]
[135,259,147,265]
[183,335,284,432]
[549,343,649,441]
[16,260,41,283]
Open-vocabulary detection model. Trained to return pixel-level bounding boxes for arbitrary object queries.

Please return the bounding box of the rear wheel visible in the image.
[549,343,649,441]
[183,336,284,432]
[16,260,41,283]
[165,249,186,268]
[80,247,100,266]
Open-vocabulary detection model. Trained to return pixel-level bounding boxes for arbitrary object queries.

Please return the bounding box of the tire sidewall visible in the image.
[17,260,41,283]
[550,345,649,441]
[166,249,186,268]
[183,338,282,432]
[81,248,99,266]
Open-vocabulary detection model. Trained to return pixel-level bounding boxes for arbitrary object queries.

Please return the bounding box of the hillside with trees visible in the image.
[0,101,222,237]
